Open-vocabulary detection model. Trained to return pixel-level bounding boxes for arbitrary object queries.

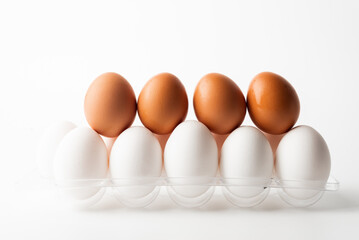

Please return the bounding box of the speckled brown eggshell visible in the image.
[193,73,246,135]
[247,72,300,135]
[84,72,136,138]
[138,73,188,135]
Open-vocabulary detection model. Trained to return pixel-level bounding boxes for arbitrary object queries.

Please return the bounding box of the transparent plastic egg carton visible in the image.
[54,176,339,208]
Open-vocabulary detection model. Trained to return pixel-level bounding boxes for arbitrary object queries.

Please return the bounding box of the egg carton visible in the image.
[53,176,339,208]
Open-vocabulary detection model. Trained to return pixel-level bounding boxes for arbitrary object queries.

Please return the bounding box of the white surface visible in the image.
[0,0,359,239]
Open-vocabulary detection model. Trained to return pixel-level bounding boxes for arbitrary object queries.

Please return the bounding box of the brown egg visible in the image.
[84,72,136,138]
[247,72,300,135]
[193,73,246,134]
[138,73,188,134]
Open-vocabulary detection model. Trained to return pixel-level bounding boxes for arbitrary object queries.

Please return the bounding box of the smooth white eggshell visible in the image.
[53,127,108,200]
[164,120,218,198]
[275,125,331,199]
[109,126,162,198]
[36,121,76,178]
[220,126,273,197]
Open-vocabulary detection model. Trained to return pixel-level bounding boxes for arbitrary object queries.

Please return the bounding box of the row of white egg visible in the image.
[37,120,331,207]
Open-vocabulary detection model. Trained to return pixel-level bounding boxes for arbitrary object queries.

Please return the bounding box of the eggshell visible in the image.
[84,72,136,137]
[110,126,162,198]
[193,73,246,134]
[220,126,273,197]
[53,127,108,200]
[164,120,218,198]
[247,72,300,135]
[138,73,188,134]
[36,121,76,178]
[275,125,331,199]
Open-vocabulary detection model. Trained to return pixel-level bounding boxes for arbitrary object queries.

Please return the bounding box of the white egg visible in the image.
[109,126,162,198]
[164,120,218,198]
[36,121,76,178]
[275,125,331,199]
[53,127,108,200]
[220,126,273,197]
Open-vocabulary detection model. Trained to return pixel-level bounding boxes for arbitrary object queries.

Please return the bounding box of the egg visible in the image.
[53,127,108,200]
[275,125,331,199]
[138,73,188,134]
[247,72,300,135]
[220,126,273,197]
[193,73,246,134]
[36,121,76,178]
[109,126,162,198]
[164,120,218,198]
[84,72,136,137]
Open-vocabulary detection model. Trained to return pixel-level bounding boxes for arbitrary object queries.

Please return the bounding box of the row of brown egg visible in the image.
[84,72,300,138]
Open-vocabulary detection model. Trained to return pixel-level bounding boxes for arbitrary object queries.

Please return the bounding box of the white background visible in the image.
[1,0,358,239]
